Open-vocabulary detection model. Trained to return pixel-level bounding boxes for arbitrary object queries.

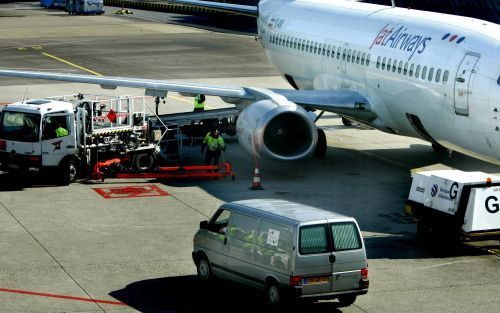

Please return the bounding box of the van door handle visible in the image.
[329,255,336,264]
[224,237,227,245]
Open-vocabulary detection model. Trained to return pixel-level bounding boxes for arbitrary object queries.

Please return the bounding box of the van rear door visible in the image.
[296,222,334,295]
[329,221,366,292]
[296,221,366,295]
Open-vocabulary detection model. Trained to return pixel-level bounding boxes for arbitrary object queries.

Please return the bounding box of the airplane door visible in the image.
[341,43,349,73]
[454,53,480,116]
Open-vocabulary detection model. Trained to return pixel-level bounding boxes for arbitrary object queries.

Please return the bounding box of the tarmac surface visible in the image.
[0,2,499,313]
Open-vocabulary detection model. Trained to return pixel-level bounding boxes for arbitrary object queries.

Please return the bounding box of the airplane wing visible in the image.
[169,0,258,17]
[0,69,376,123]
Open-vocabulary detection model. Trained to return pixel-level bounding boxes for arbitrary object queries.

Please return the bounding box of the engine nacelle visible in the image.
[236,99,317,161]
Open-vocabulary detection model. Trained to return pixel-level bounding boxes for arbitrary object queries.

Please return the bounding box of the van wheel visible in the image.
[338,295,356,307]
[196,255,213,281]
[266,281,281,307]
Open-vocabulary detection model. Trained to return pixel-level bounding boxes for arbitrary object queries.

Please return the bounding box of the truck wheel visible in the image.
[134,153,154,171]
[196,254,213,282]
[313,128,327,158]
[266,281,281,307]
[338,295,356,307]
[58,158,79,186]
[417,218,433,244]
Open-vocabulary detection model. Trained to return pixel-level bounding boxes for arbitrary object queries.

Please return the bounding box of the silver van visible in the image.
[192,199,369,306]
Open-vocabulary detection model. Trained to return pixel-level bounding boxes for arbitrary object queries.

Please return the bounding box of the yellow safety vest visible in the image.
[203,132,225,151]
[194,95,205,110]
[56,127,69,137]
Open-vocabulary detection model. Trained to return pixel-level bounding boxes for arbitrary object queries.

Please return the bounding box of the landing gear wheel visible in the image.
[337,295,357,307]
[313,128,327,158]
[341,116,353,126]
[266,281,281,307]
[196,255,213,282]
[432,142,449,154]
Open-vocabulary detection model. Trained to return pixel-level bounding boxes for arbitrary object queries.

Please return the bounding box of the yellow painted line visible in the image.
[32,46,43,50]
[168,95,212,109]
[168,95,192,104]
[41,52,103,76]
[17,47,27,51]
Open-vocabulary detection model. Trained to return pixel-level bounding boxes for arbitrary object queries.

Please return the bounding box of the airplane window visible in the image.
[361,53,366,65]
[421,66,427,79]
[381,57,386,70]
[409,64,414,76]
[351,50,356,63]
[435,69,441,82]
[356,52,361,64]
[392,60,397,72]
[286,37,290,47]
[366,54,370,66]
[497,75,500,85]
[314,43,318,54]
[322,46,326,56]
[311,42,315,53]
[331,46,336,58]
[387,58,392,71]
[327,45,331,57]
[306,41,310,52]
[428,67,434,81]
[337,47,341,59]
[342,49,346,61]
[403,62,408,75]
[398,61,403,74]
[347,49,352,62]
[293,38,297,49]
[415,65,421,77]
[443,70,449,84]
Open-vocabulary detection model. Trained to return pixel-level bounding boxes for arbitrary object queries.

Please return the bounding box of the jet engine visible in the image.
[236,99,317,161]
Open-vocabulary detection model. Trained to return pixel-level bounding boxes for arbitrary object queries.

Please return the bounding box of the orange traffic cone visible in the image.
[250,166,265,190]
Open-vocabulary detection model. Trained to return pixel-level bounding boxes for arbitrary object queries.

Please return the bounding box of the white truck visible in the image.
[405,170,500,246]
[0,95,161,185]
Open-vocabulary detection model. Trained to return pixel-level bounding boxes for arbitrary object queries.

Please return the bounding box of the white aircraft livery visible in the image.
[0,0,499,164]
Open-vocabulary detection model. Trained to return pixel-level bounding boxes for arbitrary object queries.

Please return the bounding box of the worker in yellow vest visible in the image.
[201,129,225,168]
[194,94,206,112]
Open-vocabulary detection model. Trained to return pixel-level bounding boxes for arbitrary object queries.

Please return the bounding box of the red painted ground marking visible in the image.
[93,184,169,199]
[0,287,126,306]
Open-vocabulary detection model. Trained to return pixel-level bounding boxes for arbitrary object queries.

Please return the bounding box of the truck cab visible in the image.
[0,99,78,185]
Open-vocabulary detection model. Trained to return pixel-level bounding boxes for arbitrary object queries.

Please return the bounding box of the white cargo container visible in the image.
[406,170,500,243]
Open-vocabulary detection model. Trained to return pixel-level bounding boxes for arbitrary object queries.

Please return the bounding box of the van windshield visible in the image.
[0,111,41,142]
[299,222,361,255]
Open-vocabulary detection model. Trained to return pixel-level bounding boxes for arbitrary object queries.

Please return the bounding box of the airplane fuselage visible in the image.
[257,0,500,164]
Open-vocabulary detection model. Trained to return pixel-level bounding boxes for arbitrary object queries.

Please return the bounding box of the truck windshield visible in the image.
[0,111,41,142]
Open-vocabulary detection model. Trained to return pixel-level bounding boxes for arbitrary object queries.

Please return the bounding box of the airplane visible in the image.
[0,0,499,164]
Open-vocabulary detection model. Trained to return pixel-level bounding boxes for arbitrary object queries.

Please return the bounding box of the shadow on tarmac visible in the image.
[110,275,343,313]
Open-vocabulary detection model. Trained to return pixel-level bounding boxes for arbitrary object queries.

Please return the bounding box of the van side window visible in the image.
[331,222,362,251]
[299,225,328,255]
[229,213,259,243]
[208,209,231,234]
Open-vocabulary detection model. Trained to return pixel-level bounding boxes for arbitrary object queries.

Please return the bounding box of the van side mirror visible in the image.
[200,220,208,230]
